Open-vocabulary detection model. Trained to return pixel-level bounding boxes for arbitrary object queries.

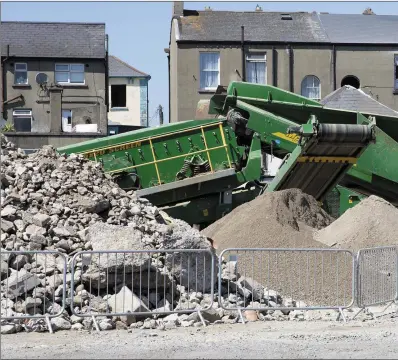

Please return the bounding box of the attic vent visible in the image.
[281,14,292,20]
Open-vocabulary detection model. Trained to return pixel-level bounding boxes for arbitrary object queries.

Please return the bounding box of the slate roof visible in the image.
[318,13,398,44]
[176,10,330,43]
[174,9,398,44]
[1,21,106,58]
[109,56,150,78]
[320,86,398,117]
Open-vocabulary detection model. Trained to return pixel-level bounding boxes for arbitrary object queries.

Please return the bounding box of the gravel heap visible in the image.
[202,188,334,250]
[314,195,398,250]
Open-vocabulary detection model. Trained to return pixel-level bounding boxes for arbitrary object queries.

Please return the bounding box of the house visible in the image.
[166,2,398,123]
[0,21,108,150]
[107,55,151,135]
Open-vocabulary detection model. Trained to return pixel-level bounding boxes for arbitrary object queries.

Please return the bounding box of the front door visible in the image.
[62,110,72,132]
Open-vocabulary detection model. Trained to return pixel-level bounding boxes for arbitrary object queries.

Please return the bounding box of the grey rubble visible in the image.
[0,135,310,333]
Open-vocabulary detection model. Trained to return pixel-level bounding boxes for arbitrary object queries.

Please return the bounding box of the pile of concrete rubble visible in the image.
[0,135,310,334]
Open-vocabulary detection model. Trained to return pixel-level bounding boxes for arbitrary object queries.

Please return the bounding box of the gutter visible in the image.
[175,40,398,47]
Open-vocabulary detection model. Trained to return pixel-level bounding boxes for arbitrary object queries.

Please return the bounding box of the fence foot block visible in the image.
[352,307,364,321]
[337,308,347,323]
[45,315,53,334]
[197,310,206,327]
[238,309,245,325]
[92,315,100,332]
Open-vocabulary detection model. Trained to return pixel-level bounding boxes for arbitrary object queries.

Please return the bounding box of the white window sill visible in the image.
[13,84,31,88]
[198,88,217,94]
[57,83,87,87]
[110,107,129,112]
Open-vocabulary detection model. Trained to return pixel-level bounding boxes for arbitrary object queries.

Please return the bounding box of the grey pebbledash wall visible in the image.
[170,43,398,123]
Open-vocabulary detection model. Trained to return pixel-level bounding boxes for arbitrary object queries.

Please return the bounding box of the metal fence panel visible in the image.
[1,250,68,332]
[356,246,398,308]
[69,249,215,323]
[218,248,355,314]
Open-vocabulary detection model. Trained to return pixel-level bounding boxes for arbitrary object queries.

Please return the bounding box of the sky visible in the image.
[1,1,397,125]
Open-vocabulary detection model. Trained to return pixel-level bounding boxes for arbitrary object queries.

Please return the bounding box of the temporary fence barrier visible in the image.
[1,246,397,333]
[0,250,68,333]
[69,249,216,331]
[354,245,398,319]
[218,248,356,323]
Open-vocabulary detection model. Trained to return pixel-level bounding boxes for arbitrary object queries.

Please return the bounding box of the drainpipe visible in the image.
[104,34,109,113]
[2,45,13,120]
[288,45,294,92]
[241,26,246,82]
[167,53,170,123]
[272,46,277,87]
[146,77,149,127]
[332,45,337,91]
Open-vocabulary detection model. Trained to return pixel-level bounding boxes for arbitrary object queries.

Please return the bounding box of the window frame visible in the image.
[246,52,267,84]
[199,52,220,91]
[12,109,33,132]
[301,75,321,101]
[14,63,28,85]
[55,63,85,85]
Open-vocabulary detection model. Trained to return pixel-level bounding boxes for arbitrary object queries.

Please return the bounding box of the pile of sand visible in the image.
[315,195,398,251]
[201,189,354,307]
[202,188,333,251]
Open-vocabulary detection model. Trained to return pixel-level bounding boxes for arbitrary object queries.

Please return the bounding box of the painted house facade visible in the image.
[108,55,150,134]
[0,21,108,150]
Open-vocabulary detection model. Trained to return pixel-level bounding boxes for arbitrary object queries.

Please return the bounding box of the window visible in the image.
[14,63,28,85]
[13,109,32,132]
[341,75,360,89]
[55,64,85,84]
[395,55,398,91]
[111,85,127,108]
[199,52,220,90]
[246,53,267,84]
[62,110,72,132]
[301,75,321,101]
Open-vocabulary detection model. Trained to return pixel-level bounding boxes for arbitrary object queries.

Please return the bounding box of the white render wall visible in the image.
[108,77,141,126]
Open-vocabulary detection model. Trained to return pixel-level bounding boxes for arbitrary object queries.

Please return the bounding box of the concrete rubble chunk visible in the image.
[25,224,46,237]
[50,317,71,331]
[10,255,29,270]
[238,277,264,301]
[1,324,17,334]
[32,213,51,227]
[1,219,15,233]
[1,206,17,218]
[52,227,71,237]
[6,272,42,300]
[107,286,150,315]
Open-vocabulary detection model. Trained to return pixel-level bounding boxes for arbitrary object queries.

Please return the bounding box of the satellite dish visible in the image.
[36,73,48,85]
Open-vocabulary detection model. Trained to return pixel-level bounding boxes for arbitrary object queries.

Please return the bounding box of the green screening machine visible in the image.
[58,82,398,227]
